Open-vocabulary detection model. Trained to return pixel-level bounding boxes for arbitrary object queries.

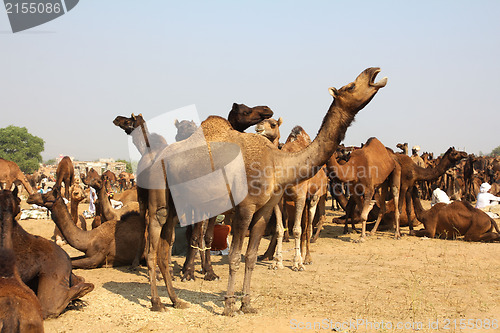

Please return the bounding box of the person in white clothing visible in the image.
[431,185,451,206]
[475,183,500,218]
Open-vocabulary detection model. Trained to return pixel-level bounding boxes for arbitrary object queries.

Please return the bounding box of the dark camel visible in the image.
[392,147,467,234]
[27,187,146,269]
[396,142,408,155]
[463,154,478,202]
[0,190,44,332]
[102,170,118,190]
[0,158,34,195]
[1,188,93,319]
[327,137,401,240]
[141,68,387,315]
[411,187,500,241]
[55,156,74,200]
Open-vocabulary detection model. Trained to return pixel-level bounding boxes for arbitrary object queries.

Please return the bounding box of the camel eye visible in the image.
[270,124,276,128]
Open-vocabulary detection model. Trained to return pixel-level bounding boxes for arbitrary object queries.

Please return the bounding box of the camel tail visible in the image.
[490,217,500,234]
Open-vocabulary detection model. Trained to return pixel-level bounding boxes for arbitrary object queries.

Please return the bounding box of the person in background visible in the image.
[475,182,500,218]
[89,186,97,217]
[431,184,451,206]
[411,145,425,168]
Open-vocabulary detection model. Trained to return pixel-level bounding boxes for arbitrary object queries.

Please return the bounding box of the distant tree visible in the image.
[117,159,133,173]
[0,125,44,174]
[44,158,56,165]
[491,146,500,157]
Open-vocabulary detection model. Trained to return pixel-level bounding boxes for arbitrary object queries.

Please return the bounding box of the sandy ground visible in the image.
[16,198,500,333]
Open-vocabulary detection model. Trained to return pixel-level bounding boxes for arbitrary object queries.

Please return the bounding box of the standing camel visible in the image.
[55,156,74,200]
[1,188,93,318]
[0,158,34,195]
[139,67,387,315]
[327,137,401,240]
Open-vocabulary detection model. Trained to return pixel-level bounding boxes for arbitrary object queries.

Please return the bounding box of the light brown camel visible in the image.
[265,126,329,270]
[0,158,34,195]
[410,186,500,241]
[113,185,138,205]
[255,117,283,147]
[327,137,401,240]
[141,67,387,315]
[27,187,146,269]
[55,156,74,200]
[1,188,93,319]
[391,147,467,234]
[53,183,88,246]
[113,105,274,280]
[0,189,44,332]
[118,171,135,191]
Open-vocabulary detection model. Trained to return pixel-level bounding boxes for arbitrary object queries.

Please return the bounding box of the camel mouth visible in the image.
[369,68,388,88]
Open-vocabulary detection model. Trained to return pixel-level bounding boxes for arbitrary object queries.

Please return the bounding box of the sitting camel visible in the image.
[1,188,93,318]
[27,187,146,269]
[55,156,74,200]
[410,187,500,241]
[0,248,44,333]
[0,158,34,195]
[113,185,138,205]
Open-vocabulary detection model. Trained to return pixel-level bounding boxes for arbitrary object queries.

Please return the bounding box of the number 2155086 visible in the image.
[5,2,62,14]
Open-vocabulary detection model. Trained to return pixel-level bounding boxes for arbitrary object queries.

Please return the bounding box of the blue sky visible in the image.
[1,1,499,161]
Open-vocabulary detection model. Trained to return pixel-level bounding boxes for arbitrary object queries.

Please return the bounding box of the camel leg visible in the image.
[357,188,375,241]
[181,222,202,281]
[201,217,219,281]
[37,273,94,319]
[71,252,107,269]
[405,190,414,232]
[370,185,387,236]
[130,187,149,270]
[292,196,306,271]
[156,205,188,309]
[390,167,401,239]
[271,204,284,270]
[311,194,326,243]
[258,204,280,262]
[223,206,254,316]
[241,205,274,314]
[303,196,318,265]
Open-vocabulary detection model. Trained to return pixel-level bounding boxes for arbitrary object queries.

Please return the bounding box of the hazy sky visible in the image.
[1,1,499,162]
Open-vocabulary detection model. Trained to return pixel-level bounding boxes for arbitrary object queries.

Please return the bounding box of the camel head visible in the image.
[71,185,85,202]
[0,188,21,217]
[27,186,60,209]
[113,113,146,135]
[443,147,468,166]
[255,117,283,143]
[227,103,274,132]
[80,168,100,186]
[396,143,408,153]
[174,119,198,142]
[328,67,387,112]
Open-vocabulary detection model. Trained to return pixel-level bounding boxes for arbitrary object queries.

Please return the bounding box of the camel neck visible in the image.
[411,188,427,223]
[275,102,358,186]
[326,155,357,183]
[50,197,90,252]
[415,154,453,181]
[95,185,117,222]
[70,199,80,225]
[0,209,15,249]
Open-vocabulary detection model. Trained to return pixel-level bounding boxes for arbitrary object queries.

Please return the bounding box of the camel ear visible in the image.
[328,87,338,97]
[277,117,283,127]
[174,119,180,128]
[131,113,136,120]
[231,103,238,111]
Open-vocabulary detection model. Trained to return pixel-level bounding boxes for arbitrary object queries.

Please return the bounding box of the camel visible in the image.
[175,119,198,142]
[396,143,408,155]
[272,126,329,270]
[0,190,44,332]
[463,154,478,201]
[55,156,74,200]
[391,147,467,234]
[137,67,387,315]
[113,104,274,279]
[0,158,34,195]
[27,187,146,269]
[113,185,138,205]
[53,183,88,246]
[327,137,401,240]
[118,172,135,190]
[102,170,118,190]
[0,249,44,333]
[410,187,500,241]
[255,117,283,147]
[1,188,93,318]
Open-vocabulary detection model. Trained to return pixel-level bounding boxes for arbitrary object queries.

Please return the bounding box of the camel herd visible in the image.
[1,67,500,330]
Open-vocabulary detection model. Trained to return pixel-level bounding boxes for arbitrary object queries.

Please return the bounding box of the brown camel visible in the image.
[255,117,283,147]
[113,185,138,205]
[55,156,74,200]
[0,249,44,333]
[0,189,44,332]
[0,158,34,195]
[1,188,93,319]
[53,183,88,246]
[27,187,146,269]
[327,137,401,240]
[392,147,467,234]
[396,142,408,155]
[139,67,386,315]
[410,187,500,241]
[102,170,118,190]
[463,154,478,201]
[118,171,135,191]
